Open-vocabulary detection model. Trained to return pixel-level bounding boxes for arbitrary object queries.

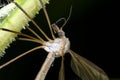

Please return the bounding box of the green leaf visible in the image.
[0,0,49,57]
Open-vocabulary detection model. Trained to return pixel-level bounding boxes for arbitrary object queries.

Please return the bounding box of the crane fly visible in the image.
[0,0,109,80]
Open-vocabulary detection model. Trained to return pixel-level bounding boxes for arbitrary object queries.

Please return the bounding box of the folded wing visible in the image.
[69,50,109,80]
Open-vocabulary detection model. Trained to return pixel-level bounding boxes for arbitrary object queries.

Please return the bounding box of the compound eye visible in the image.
[58,30,65,37]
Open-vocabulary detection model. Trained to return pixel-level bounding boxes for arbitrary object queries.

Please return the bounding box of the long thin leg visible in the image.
[0,46,44,69]
[18,38,43,44]
[13,2,52,41]
[0,28,39,41]
[39,0,55,39]
[25,25,44,42]
[35,52,55,80]
[0,28,44,44]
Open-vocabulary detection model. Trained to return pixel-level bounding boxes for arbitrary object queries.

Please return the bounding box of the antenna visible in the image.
[55,6,72,30]
[61,6,72,29]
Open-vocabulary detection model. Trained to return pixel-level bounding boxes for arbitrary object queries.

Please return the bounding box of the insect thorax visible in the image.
[43,37,70,57]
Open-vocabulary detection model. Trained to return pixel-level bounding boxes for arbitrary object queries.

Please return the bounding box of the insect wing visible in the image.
[69,50,109,80]
[59,58,65,80]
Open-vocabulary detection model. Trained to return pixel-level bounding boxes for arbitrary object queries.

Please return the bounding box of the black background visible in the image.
[0,0,116,80]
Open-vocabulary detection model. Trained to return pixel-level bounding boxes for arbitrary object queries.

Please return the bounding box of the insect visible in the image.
[0,0,109,80]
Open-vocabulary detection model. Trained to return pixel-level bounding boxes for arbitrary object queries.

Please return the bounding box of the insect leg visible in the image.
[13,1,52,41]
[0,46,44,69]
[39,0,55,39]
[35,52,55,80]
